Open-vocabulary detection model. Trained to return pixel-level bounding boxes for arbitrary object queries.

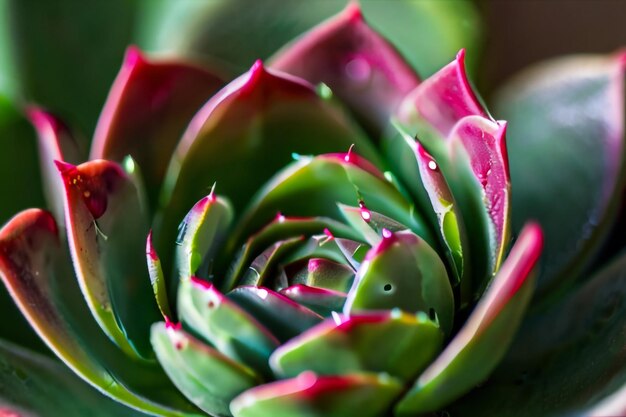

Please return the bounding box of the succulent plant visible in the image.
[0,2,625,417]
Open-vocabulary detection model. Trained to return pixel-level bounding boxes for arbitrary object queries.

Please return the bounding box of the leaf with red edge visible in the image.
[230,371,403,417]
[155,61,380,267]
[26,107,82,229]
[0,209,203,416]
[394,223,543,415]
[270,311,442,381]
[397,49,488,137]
[271,2,419,134]
[448,116,510,277]
[227,286,323,343]
[494,52,626,301]
[56,160,160,360]
[90,46,224,207]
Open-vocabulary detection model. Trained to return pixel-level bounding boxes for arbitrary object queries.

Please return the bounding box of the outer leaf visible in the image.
[270,311,442,381]
[0,339,143,417]
[0,209,202,416]
[26,107,82,229]
[90,46,224,206]
[494,52,626,300]
[271,2,419,134]
[56,160,160,359]
[151,322,261,417]
[156,61,379,266]
[136,0,481,78]
[395,223,543,415]
[344,230,454,336]
[0,97,47,350]
[230,371,403,417]
[450,248,626,417]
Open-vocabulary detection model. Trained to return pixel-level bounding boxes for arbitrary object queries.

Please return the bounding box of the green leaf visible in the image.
[270,311,442,381]
[177,278,279,378]
[155,61,379,270]
[449,248,626,417]
[56,160,160,359]
[173,193,233,290]
[89,47,224,209]
[0,0,137,136]
[230,371,403,417]
[0,209,203,416]
[26,107,82,231]
[0,339,144,417]
[289,258,355,293]
[223,215,360,291]
[279,285,347,317]
[394,223,543,415]
[135,0,481,78]
[494,52,626,301]
[146,231,172,319]
[344,230,454,336]
[270,3,419,135]
[235,155,432,248]
[151,322,261,417]
[227,287,322,343]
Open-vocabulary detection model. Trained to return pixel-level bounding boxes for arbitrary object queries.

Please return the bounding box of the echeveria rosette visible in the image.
[10,3,626,416]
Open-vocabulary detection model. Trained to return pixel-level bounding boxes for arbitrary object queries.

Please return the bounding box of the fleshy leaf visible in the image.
[383,125,464,288]
[397,49,487,137]
[0,209,203,416]
[174,192,233,290]
[26,107,81,229]
[151,322,261,417]
[90,46,224,206]
[240,236,304,287]
[223,215,359,291]
[56,160,160,359]
[234,154,432,248]
[450,243,626,417]
[146,230,172,319]
[0,339,143,417]
[494,52,626,299]
[279,285,347,317]
[338,203,409,247]
[156,61,380,265]
[395,223,543,415]
[230,371,403,417]
[177,278,279,377]
[271,2,419,134]
[135,0,481,78]
[270,311,442,381]
[344,230,454,336]
[447,116,510,281]
[227,286,322,343]
[289,258,355,293]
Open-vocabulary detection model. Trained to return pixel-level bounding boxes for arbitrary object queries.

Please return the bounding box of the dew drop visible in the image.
[345,57,371,83]
[344,144,355,162]
[427,160,438,171]
[358,200,371,223]
[382,228,392,239]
